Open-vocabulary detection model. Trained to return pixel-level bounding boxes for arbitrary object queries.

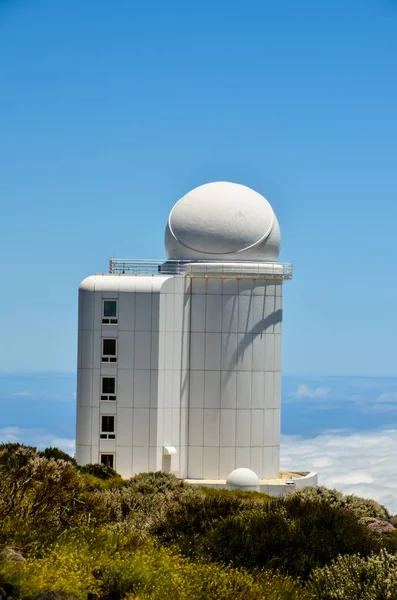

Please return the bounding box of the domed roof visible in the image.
[226,468,260,491]
[165,182,281,261]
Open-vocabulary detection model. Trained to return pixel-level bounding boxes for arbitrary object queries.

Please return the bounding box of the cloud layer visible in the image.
[0,426,75,454]
[281,428,397,513]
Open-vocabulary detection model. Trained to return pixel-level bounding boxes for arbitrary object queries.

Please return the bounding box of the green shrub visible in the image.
[155,492,382,579]
[294,486,389,519]
[0,530,310,600]
[308,548,397,599]
[79,463,120,480]
[39,447,77,466]
[0,450,92,549]
[152,490,252,556]
[200,486,272,502]
[206,495,382,578]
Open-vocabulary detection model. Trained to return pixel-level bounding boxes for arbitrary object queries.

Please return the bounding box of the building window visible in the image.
[102,300,118,324]
[100,415,115,439]
[100,454,114,469]
[101,377,116,401]
[102,339,117,362]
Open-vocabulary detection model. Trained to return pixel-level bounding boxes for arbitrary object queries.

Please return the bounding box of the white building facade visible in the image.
[76,182,293,481]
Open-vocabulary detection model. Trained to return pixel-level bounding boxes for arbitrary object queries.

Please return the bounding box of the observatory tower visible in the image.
[76,182,316,490]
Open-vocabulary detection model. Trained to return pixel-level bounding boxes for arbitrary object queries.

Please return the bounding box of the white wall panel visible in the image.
[236,447,250,469]
[118,330,134,370]
[206,278,222,295]
[117,369,134,408]
[264,334,275,371]
[205,333,221,370]
[222,278,238,294]
[114,452,132,479]
[204,371,220,408]
[80,291,94,330]
[191,294,206,332]
[203,409,220,446]
[263,446,277,478]
[132,447,149,474]
[187,447,203,478]
[221,295,238,333]
[133,370,150,407]
[206,295,222,332]
[237,294,253,332]
[190,333,205,370]
[118,292,135,331]
[220,447,235,478]
[236,410,251,447]
[251,371,265,409]
[116,407,133,446]
[264,373,275,409]
[252,332,265,371]
[78,369,92,407]
[203,447,219,479]
[80,331,93,369]
[237,371,251,409]
[251,447,263,476]
[163,407,172,442]
[220,371,237,409]
[189,370,205,408]
[264,409,275,446]
[237,333,253,371]
[134,331,151,370]
[274,334,282,370]
[251,410,264,447]
[188,408,204,446]
[192,278,206,294]
[133,408,150,447]
[221,333,238,370]
[220,410,236,447]
[165,293,175,332]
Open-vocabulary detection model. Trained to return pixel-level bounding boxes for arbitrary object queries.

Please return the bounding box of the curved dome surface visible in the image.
[226,468,260,491]
[165,181,281,261]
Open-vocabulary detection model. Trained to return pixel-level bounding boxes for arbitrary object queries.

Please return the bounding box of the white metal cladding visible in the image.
[76,272,285,480]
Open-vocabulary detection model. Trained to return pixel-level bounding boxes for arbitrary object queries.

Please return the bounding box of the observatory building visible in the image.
[76,181,317,491]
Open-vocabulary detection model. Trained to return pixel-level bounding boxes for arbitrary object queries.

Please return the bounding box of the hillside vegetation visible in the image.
[1,443,397,600]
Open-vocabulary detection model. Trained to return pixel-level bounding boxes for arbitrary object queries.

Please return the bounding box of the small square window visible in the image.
[100,454,114,469]
[102,300,118,324]
[101,377,116,401]
[102,339,117,362]
[100,415,115,439]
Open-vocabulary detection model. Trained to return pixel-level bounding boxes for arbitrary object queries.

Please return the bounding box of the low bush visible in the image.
[155,492,382,579]
[294,486,389,520]
[79,463,120,480]
[200,486,273,502]
[38,447,77,466]
[0,530,311,600]
[308,548,397,599]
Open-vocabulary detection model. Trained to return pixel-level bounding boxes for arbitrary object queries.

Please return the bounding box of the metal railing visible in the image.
[109,259,293,279]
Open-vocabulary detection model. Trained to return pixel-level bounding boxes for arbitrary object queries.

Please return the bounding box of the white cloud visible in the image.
[291,384,330,399]
[376,393,397,403]
[0,427,75,455]
[12,391,35,397]
[281,429,397,513]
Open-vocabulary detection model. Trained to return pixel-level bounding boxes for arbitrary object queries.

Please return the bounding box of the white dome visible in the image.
[226,468,260,491]
[165,182,281,261]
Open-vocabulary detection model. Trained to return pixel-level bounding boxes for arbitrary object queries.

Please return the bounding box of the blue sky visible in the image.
[1,0,396,375]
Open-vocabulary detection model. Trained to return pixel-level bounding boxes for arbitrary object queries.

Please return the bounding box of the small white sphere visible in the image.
[165,181,281,261]
[226,468,260,492]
